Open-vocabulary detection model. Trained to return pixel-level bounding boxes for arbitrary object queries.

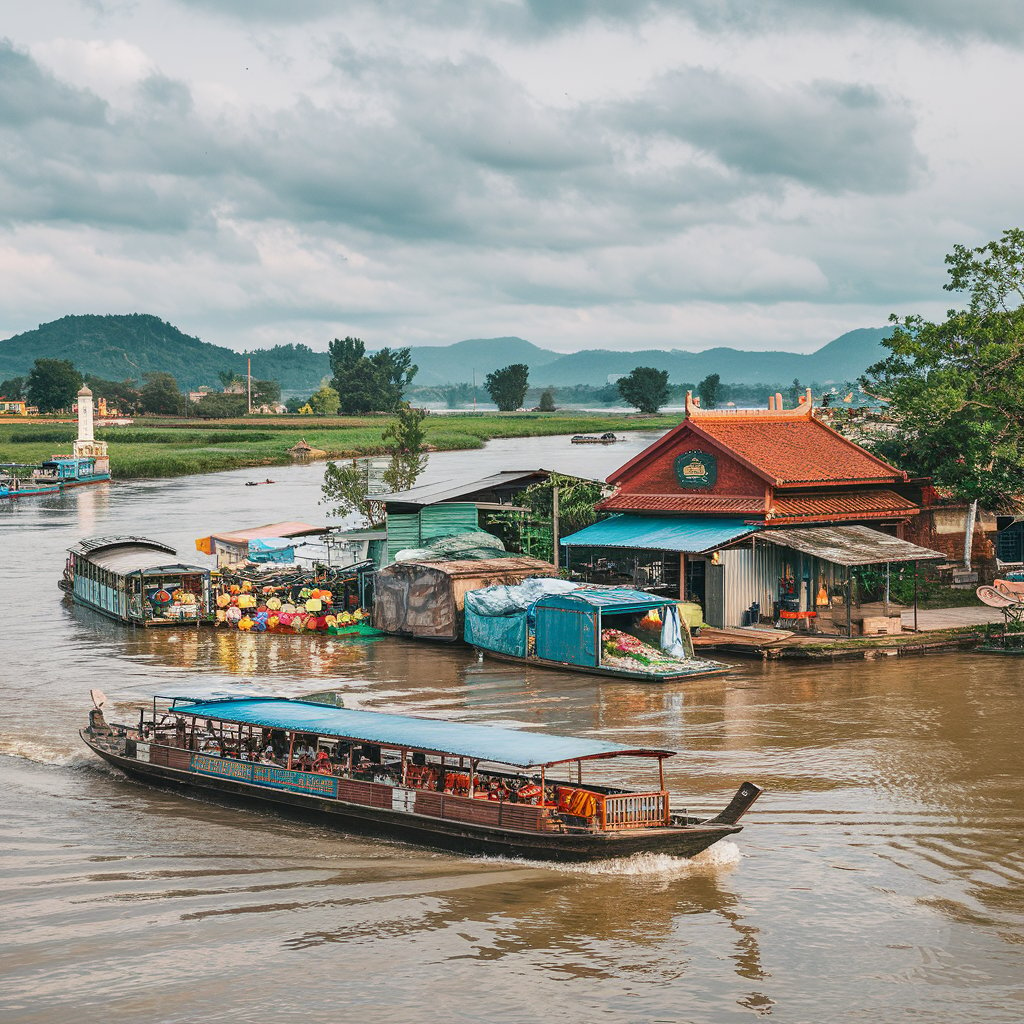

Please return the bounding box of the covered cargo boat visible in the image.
[466,580,730,681]
[373,556,554,641]
[61,536,212,626]
[81,693,762,862]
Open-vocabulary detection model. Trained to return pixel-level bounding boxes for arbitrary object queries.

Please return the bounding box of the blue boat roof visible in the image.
[539,588,668,611]
[168,697,674,767]
[560,514,758,553]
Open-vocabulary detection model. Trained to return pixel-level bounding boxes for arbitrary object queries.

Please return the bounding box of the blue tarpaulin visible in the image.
[170,697,674,766]
[560,515,758,553]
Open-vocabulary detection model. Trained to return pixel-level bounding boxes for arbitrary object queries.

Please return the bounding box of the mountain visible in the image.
[0,315,892,394]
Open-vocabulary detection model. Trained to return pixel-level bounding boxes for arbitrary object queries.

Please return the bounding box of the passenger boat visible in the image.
[33,455,110,488]
[61,536,212,626]
[466,584,731,682]
[571,432,620,445]
[81,693,762,861]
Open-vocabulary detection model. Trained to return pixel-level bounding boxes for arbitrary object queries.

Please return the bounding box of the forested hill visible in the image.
[0,315,331,391]
[0,314,892,391]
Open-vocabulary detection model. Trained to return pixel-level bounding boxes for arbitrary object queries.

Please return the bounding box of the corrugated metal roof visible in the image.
[770,490,920,522]
[70,536,175,557]
[378,470,551,508]
[561,515,758,553]
[381,556,554,580]
[758,525,944,566]
[206,522,325,544]
[170,697,673,767]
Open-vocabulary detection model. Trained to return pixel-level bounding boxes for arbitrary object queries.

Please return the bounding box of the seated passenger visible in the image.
[312,749,333,774]
[260,745,278,764]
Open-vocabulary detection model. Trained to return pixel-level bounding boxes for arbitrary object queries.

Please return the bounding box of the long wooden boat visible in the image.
[34,455,110,488]
[81,693,762,862]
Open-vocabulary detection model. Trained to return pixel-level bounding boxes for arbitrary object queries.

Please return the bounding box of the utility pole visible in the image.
[552,484,560,569]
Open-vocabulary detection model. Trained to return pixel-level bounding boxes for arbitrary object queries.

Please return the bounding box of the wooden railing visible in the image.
[599,791,670,829]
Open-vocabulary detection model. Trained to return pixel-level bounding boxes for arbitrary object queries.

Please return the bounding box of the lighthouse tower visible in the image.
[73,385,109,474]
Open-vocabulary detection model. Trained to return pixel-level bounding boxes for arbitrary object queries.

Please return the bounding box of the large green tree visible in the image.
[0,376,26,399]
[328,336,417,414]
[27,359,82,412]
[861,228,1024,561]
[139,372,184,415]
[697,372,721,410]
[485,363,529,411]
[618,366,670,414]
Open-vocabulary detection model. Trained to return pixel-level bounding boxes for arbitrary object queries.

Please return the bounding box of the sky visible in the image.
[1,1,1021,355]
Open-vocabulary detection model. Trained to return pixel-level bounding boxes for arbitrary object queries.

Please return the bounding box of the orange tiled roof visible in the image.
[769,490,920,523]
[597,493,766,514]
[689,417,904,485]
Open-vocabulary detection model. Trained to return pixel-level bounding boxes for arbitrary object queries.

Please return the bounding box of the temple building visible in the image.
[561,390,945,634]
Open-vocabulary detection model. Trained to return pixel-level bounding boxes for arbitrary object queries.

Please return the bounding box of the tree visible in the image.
[328,336,417,414]
[485,363,529,411]
[321,460,386,527]
[84,375,142,414]
[697,373,721,410]
[538,388,557,411]
[217,370,243,389]
[861,228,1024,565]
[192,392,247,418]
[139,372,184,415]
[381,403,429,493]
[0,376,26,399]
[788,378,803,406]
[307,383,341,416]
[617,366,670,414]
[27,359,82,412]
[250,379,281,409]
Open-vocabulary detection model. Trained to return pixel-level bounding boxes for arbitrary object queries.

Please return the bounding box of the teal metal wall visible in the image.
[386,503,480,563]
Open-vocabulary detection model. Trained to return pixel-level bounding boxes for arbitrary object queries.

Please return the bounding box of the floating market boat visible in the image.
[60,536,212,626]
[465,581,730,682]
[33,455,110,489]
[81,692,762,861]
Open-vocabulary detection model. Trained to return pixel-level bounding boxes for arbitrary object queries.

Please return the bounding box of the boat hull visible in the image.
[81,733,743,862]
[474,647,731,683]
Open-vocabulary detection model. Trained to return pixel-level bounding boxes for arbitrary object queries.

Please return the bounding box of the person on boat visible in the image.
[312,749,333,775]
[260,747,279,765]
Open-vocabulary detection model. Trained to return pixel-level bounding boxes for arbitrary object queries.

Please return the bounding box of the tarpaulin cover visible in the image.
[464,607,528,657]
[247,539,295,564]
[169,696,674,766]
[465,577,579,616]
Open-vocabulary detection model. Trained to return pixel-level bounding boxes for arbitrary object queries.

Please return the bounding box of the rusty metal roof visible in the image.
[757,525,944,566]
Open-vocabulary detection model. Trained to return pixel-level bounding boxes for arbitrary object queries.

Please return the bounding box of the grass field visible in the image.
[0,411,678,480]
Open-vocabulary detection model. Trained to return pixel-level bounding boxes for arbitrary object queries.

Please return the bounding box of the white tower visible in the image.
[73,385,109,473]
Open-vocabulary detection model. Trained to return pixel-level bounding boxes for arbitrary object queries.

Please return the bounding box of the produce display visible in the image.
[600,628,692,674]
[212,580,370,634]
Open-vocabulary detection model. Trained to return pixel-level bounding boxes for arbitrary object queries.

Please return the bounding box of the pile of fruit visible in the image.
[213,581,367,634]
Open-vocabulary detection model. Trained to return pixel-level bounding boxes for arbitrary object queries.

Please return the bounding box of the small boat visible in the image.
[466,583,731,682]
[61,536,212,626]
[244,479,276,487]
[571,432,620,445]
[0,465,62,498]
[81,692,762,861]
[33,455,110,488]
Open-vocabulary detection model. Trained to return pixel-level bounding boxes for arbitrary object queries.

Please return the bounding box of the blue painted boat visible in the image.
[0,465,62,498]
[34,456,111,488]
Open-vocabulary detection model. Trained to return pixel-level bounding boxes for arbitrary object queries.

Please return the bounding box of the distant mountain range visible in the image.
[0,314,892,394]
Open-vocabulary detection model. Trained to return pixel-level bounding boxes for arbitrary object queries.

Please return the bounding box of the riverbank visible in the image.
[0,411,677,480]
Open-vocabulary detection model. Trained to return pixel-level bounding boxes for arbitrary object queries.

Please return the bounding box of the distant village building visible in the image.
[0,397,27,415]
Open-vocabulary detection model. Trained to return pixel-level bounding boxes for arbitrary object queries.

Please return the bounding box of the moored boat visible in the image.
[81,693,762,861]
[0,464,62,498]
[61,536,212,626]
[465,581,730,682]
[33,455,111,488]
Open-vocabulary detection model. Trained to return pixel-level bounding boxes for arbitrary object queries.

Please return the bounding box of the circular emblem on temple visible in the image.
[674,450,717,489]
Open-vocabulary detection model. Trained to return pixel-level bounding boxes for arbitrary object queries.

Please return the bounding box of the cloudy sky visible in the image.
[1,1,1020,355]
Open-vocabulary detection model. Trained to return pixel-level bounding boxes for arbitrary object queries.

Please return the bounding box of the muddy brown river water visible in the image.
[1,435,1022,1024]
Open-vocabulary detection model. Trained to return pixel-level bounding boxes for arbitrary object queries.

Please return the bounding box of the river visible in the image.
[2,434,1022,1024]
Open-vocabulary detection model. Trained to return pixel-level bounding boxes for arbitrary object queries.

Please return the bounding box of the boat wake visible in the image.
[0,736,84,767]
[475,840,742,878]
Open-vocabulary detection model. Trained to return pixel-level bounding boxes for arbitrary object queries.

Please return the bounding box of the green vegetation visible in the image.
[618,366,671,414]
[0,411,679,480]
[328,336,416,414]
[485,363,530,411]
[27,359,82,412]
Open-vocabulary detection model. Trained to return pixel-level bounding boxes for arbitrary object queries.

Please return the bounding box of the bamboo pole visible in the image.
[287,733,295,770]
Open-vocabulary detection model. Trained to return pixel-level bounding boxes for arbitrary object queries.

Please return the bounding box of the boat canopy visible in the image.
[560,514,758,553]
[167,696,675,767]
[537,588,673,613]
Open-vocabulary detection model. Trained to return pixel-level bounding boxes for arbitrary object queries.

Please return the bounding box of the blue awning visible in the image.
[538,588,670,612]
[169,697,674,767]
[560,515,758,553]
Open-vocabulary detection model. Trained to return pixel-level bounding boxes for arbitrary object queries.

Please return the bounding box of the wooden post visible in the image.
[469,759,476,798]
[846,569,853,638]
[658,756,665,791]
[540,766,546,806]
[913,561,919,632]
[287,732,295,770]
